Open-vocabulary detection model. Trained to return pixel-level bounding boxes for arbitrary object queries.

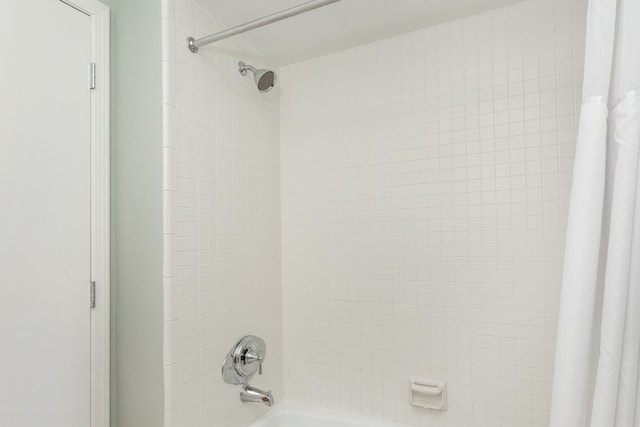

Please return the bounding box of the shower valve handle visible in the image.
[222,335,267,384]
[243,350,264,375]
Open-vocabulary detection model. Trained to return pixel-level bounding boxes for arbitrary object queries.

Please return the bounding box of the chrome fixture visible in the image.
[222,335,274,406]
[187,0,343,53]
[239,61,276,93]
[240,384,274,407]
[222,335,266,384]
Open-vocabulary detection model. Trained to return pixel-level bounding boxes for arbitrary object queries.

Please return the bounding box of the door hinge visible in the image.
[89,62,96,90]
[90,281,96,308]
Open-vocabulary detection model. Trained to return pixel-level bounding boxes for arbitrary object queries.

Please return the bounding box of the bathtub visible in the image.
[249,401,410,427]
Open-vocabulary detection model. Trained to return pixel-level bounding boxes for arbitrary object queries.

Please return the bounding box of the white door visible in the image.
[0,1,92,425]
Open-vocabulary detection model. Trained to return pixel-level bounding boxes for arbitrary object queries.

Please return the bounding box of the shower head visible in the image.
[238,61,276,93]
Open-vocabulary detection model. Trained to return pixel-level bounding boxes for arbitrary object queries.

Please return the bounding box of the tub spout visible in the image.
[240,384,274,406]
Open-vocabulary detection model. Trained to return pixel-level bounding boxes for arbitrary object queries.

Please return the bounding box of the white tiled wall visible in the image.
[162,0,282,426]
[280,1,586,426]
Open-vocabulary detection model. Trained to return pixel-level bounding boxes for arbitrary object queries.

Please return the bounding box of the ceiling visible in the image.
[194,0,524,66]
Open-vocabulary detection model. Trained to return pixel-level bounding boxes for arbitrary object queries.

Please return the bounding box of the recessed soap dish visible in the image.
[409,377,447,411]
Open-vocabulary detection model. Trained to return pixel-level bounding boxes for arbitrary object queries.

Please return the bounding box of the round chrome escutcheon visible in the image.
[222,335,266,384]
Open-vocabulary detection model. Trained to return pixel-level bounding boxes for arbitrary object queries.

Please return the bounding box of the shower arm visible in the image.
[238,62,256,76]
[187,0,343,53]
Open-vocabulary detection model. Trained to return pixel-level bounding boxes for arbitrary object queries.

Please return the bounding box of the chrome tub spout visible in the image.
[240,384,274,406]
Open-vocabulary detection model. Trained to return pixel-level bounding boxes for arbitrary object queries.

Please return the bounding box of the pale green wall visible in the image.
[103,0,164,425]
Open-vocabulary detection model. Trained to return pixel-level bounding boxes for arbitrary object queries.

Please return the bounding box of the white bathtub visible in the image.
[249,401,410,427]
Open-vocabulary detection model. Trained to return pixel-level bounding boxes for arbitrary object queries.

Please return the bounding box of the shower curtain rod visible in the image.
[187,0,343,53]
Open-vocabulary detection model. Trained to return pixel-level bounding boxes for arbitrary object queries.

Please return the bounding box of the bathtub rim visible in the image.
[248,400,412,427]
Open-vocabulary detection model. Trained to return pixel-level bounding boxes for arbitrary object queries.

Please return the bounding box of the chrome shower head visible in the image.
[239,61,276,93]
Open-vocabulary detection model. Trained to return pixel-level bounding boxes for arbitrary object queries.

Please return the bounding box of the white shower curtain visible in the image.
[550,0,640,426]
